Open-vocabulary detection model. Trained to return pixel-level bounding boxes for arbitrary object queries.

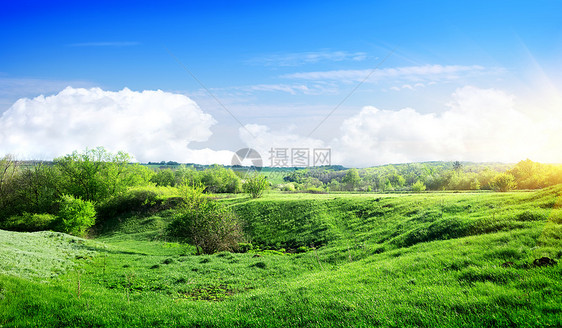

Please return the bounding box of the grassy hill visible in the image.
[1,187,561,327]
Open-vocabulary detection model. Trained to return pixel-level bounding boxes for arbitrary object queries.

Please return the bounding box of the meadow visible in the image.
[1,186,561,327]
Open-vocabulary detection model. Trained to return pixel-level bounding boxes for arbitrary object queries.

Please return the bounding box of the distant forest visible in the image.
[277,160,562,192]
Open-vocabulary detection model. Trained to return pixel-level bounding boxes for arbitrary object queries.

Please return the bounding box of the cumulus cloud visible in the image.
[237,86,554,167]
[334,86,546,166]
[0,87,233,163]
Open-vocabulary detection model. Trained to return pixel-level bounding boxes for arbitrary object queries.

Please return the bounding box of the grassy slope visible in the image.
[1,187,562,327]
[0,230,98,281]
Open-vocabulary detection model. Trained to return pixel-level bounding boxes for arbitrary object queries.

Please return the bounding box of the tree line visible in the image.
[280,160,562,192]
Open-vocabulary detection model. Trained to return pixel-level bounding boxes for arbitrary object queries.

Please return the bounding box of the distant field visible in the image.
[1,187,561,327]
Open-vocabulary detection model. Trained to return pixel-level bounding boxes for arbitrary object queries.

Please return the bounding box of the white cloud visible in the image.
[248,50,368,67]
[282,64,487,83]
[333,86,545,166]
[0,87,233,163]
[238,86,555,167]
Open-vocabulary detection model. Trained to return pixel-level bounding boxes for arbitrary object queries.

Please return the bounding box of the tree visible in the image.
[508,159,545,189]
[490,173,516,192]
[200,165,242,193]
[453,161,463,172]
[0,155,17,197]
[342,168,361,191]
[388,172,406,189]
[411,180,426,192]
[54,147,151,202]
[151,169,176,187]
[15,163,60,215]
[243,174,269,198]
[175,165,200,186]
[0,155,19,219]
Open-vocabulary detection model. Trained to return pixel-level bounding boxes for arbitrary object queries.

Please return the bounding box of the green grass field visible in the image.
[1,187,561,327]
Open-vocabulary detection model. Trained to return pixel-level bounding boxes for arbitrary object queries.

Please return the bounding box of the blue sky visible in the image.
[1,1,561,166]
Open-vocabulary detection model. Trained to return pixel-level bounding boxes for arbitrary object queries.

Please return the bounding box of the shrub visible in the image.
[280,183,296,192]
[304,187,326,194]
[237,242,254,253]
[243,174,268,198]
[411,180,426,192]
[296,246,310,253]
[56,194,96,236]
[168,183,243,254]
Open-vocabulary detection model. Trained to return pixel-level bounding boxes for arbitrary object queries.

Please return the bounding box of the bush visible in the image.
[304,187,326,194]
[168,183,243,254]
[280,183,296,192]
[56,194,96,236]
[237,242,254,253]
[243,174,268,198]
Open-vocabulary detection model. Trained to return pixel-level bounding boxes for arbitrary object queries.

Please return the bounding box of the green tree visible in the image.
[174,165,201,186]
[469,178,480,190]
[57,194,96,236]
[151,169,176,187]
[477,168,497,190]
[54,147,151,202]
[0,155,17,196]
[453,161,463,172]
[411,180,426,192]
[200,165,242,193]
[0,155,19,220]
[490,173,516,192]
[508,159,546,189]
[243,174,269,198]
[342,168,361,191]
[389,173,406,189]
[15,163,60,215]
